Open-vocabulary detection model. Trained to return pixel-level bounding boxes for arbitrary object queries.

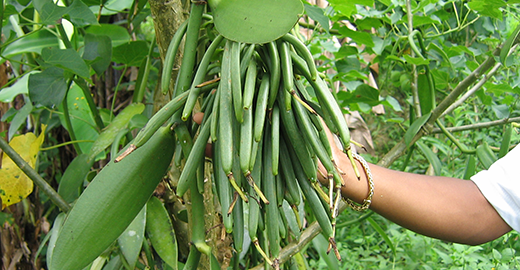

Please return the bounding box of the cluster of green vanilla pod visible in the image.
[123,7,361,270]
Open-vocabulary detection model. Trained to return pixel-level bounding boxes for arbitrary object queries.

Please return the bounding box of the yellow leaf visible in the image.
[0,125,46,209]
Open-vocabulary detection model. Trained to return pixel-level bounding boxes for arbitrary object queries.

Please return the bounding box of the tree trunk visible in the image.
[149,2,231,268]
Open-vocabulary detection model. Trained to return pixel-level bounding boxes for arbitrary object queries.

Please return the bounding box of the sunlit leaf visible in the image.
[0,125,47,209]
[0,72,39,103]
[305,5,330,33]
[88,103,145,161]
[209,0,304,44]
[467,0,506,20]
[58,84,100,155]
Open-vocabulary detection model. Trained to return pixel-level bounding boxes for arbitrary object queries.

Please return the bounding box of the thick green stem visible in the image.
[0,137,70,212]
[435,120,475,154]
[56,23,73,49]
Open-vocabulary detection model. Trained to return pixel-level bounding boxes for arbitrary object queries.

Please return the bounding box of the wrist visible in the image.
[339,152,374,210]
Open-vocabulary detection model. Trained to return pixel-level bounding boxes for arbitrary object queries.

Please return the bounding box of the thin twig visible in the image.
[0,137,70,212]
[442,62,502,117]
[431,116,520,134]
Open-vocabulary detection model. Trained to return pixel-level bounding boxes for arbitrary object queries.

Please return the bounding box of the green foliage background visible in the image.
[1,0,520,269]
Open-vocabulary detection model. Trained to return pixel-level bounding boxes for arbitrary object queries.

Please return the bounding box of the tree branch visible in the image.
[431,116,520,134]
[377,47,501,168]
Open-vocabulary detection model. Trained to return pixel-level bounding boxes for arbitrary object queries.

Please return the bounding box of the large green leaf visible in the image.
[28,67,68,107]
[58,84,100,155]
[42,48,90,79]
[209,0,304,44]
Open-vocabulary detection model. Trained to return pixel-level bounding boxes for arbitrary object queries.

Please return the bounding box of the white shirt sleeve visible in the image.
[471,144,520,231]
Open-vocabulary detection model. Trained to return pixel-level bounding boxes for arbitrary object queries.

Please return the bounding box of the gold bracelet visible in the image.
[346,152,374,211]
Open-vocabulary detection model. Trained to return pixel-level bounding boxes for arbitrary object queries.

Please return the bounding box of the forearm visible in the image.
[336,153,511,245]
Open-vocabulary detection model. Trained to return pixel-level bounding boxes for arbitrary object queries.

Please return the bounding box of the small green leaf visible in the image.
[416,141,442,176]
[146,196,178,270]
[119,206,146,269]
[337,84,380,106]
[42,48,90,79]
[88,103,145,161]
[367,217,396,259]
[28,67,68,107]
[112,41,149,66]
[403,54,430,65]
[66,0,99,27]
[405,112,431,147]
[8,101,33,141]
[305,5,330,33]
[33,0,67,25]
[337,27,375,47]
[463,155,477,180]
[83,33,112,75]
